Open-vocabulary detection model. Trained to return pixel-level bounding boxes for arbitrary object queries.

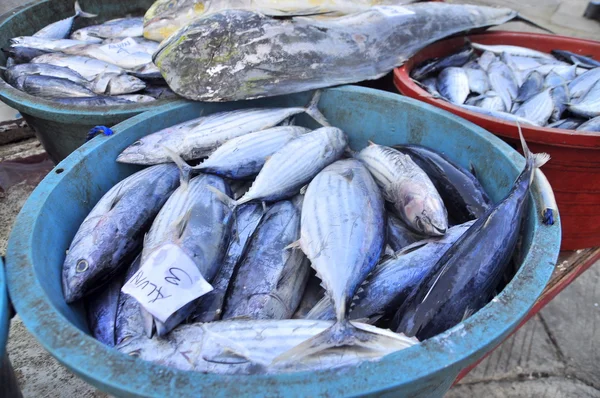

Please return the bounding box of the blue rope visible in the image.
[542,208,554,226]
[86,126,114,142]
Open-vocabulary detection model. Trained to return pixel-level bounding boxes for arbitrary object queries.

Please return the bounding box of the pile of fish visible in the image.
[412,42,600,132]
[150,3,539,101]
[64,94,550,374]
[1,2,178,106]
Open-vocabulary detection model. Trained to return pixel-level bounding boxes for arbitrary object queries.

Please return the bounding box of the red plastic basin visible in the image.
[394,31,600,250]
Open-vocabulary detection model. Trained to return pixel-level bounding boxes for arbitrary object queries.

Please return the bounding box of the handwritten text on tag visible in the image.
[121,243,213,323]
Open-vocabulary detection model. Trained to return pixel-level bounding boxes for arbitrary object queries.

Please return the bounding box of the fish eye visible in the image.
[128,350,141,358]
[131,140,143,147]
[76,259,89,273]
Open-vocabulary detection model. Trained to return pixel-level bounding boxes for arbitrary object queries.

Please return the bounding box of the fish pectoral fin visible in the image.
[299,184,308,195]
[304,90,330,127]
[200,324,266,366]
[272,320,417,366]
[284,239,303,251]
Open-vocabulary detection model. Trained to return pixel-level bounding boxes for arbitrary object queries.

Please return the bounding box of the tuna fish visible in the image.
[273,159,408,363]
[71,17,144,40]
[393,144,492,223]
[140,168,234,336]
[191,126,310,179]
[470,43,555,60]
[551,50,600,69]
[31,53,124,80]
[33,1,96,39]
[20,75,96,98]
[514,88,554,126]
[62,164,180,303]
[86,272,124,346]
[569,79,600,118]
[153,4,520,101]
[515,71,544,103]
[411,45,474,80]
[464,67,490,95]
[576,116,600,132]
[3,63,90,88]
[53,96,134,106]
[117,319,417,374]
[306,221,474,323]
[223,197,310,320]
[437,67,470,104]
[117,93,328,165]
[90,74,147,96]
[487,61,519,111]
[393,127,549,340]
[215,127,348,206]
[568,68,600,99]
[190,203,265,323]
[357,143,448,236]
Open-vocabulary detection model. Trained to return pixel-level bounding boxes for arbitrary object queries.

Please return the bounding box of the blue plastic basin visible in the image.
[0,0,187,163]
[5,86,561,397]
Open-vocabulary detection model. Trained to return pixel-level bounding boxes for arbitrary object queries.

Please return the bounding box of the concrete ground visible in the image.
[1,0,599,397]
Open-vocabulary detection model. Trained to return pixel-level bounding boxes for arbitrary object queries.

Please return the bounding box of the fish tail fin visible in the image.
[513,14,554,34]
[272,320,417,365]
[207,185,238,210]
[517,122,550,170]
[305,90,330,127]
[74,1,98,18]
[162,145,193,188]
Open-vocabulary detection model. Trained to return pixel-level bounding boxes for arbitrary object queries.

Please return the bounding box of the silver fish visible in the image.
[31,53,124,80]
[568,68,600,99]
[71,17,144,40]
[569,79,600,118]
[103,36,160,53]
[141,171,233,336]
[477,51,497,71]
[62,164,180,303]
[117,94,328,165]
[154,4,519,101]
[4,63,89,88]
[223,197,310,320]
[115,254,143,346]
[549,85,569,123]
[487,61,519,111]
[143,0,422,42]
[20,75,96,98]
[516,71,544,104]
[273,159,410,363]
[115,94,156,103]
[505,55,542,71]
[464,67,490,95]
[459,104,540,126]
[515,88,553,126]
[33,1,96,39]
[437,67,469,104]
[419,77,443,98]
[478,91,506,112]
[306,221,474,323]
[61,42,153,70]
[357,143,448,236]
[90,74,146,95]
[10,36,88,51]
[500,52,525,87]
[548,118,585,130]
[117,319,416,374]
[192,126,310,179]
[224,127,348,206]
[190,203,265,323]
[470,42,555,60]
[576,116,600,132]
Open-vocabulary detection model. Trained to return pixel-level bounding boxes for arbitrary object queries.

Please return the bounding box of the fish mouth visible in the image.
[431,225,447,236]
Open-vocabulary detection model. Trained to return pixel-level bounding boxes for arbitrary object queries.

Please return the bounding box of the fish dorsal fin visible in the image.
[174,207,193,239]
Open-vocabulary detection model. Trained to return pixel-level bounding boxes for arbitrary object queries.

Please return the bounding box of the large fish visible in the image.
[33,1,96,39]
[143,0,421,42]
[273,159,408,363]
[393,128,549,340]
[53,96,134,106]
[223,197,310,320]
[411,45,474,81]
[216,127,348,206]
[3,63,90,88]
[190,203,265,323]
[117,319,417,374]
[62,164,180,303]
[154,4,520,101]
[31,53,124,80]
[20,75,96,98]
[569,79,600,118]
[71,17,144,40]
[437,67,469,105]
[117,93,328,165]
[90,73,147,96]
[357,143,448,236]
[306,221,474,324]
[140,164,233,336]
[393,144,492,223]
[9,36,88,52]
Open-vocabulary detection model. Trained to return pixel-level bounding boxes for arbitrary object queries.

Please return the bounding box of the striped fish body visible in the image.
[237,127,348,204]
[197,126,310,179]
[117,108,310,165]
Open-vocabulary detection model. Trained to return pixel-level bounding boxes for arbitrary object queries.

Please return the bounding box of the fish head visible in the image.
[116,131,178,164]
[144,0,208,42]
[114,74,147,92]
[62,221,120,302]
[399,184,448,237]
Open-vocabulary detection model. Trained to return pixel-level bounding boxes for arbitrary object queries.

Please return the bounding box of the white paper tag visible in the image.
[121,243,213,323]
[99,37,143,57]
[375,6,415,17]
